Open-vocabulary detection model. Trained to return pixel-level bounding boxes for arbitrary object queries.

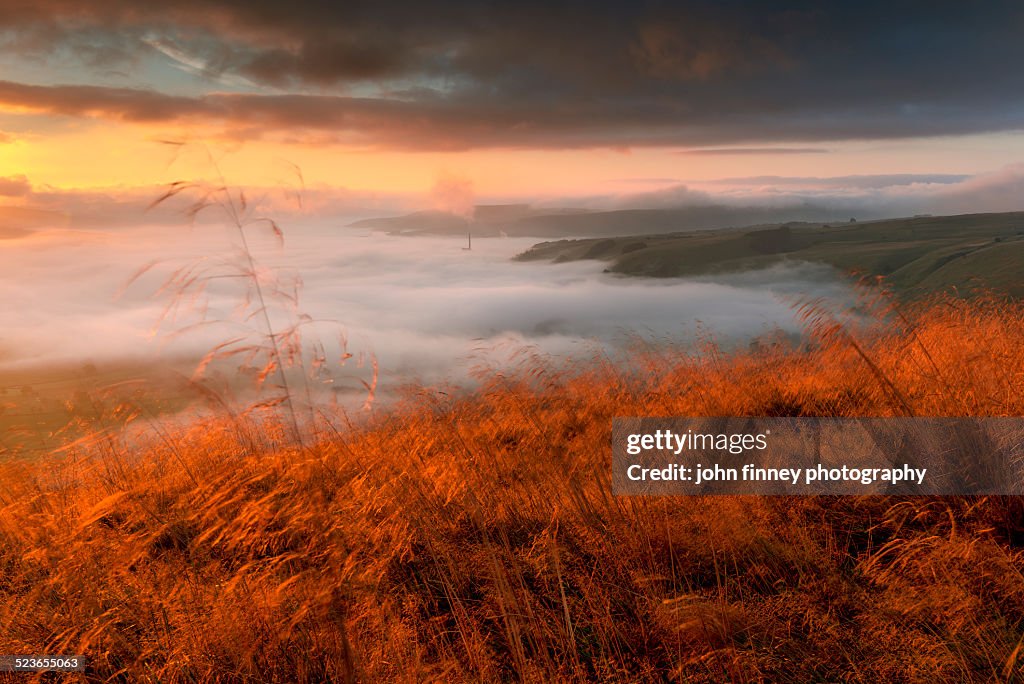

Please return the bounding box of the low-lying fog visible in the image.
[0,219,853,397]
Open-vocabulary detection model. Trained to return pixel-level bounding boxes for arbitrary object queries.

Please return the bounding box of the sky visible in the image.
[2,1,1024,215]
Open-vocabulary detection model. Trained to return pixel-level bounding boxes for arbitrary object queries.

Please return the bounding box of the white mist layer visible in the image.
[0,220,852,391]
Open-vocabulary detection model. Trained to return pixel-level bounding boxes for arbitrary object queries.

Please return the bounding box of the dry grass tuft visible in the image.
[2,293,1024,682]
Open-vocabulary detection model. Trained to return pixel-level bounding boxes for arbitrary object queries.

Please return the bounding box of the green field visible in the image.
[0,359,207,457]
[0,356,357,459]
[516,211,1024,297]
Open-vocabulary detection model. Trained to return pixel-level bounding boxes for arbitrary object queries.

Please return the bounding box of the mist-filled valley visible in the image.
[0,219,852,402]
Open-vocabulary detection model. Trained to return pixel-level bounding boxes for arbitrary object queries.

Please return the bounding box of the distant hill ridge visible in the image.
[347,203,859,238]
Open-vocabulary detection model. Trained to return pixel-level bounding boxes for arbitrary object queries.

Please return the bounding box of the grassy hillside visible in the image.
[517,211,1024,297]
[3,294,1024,682]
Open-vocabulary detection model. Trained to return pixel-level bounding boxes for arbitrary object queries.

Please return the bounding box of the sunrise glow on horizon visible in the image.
[2,2,1023,212]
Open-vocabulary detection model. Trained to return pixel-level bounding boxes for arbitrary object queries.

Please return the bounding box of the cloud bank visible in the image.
[553,165,1024,219]
[2,2,1024,150]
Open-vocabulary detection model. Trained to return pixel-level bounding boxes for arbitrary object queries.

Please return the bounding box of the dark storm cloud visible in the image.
[2,1,1024,149]
[0,80,206,122]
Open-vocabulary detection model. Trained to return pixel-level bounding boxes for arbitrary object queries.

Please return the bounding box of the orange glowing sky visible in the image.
[5,117,1024,200]
[1,2,1024,212]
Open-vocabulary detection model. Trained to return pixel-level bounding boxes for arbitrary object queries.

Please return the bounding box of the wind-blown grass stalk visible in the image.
[140,179,301,441]
[221,180,304,443]
[133,156,368,444]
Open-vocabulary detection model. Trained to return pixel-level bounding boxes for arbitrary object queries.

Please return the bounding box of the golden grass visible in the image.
[2,294,1024,682]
